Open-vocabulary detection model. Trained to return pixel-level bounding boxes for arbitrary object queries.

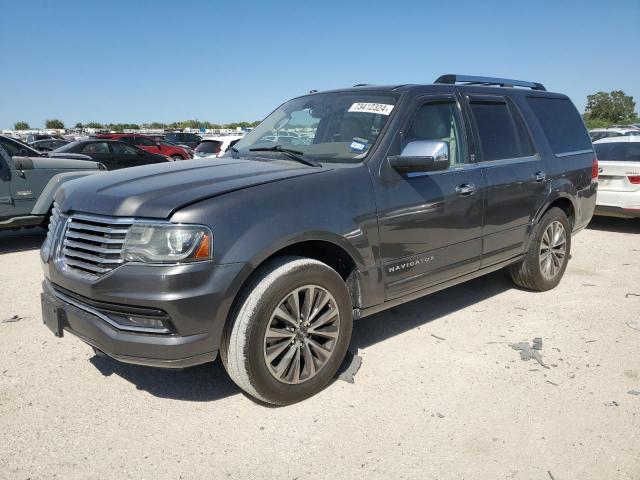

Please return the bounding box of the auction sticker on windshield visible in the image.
[348,103,394,115]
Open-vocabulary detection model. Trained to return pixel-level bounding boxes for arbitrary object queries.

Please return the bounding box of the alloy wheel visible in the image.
[263,285,340,385]
[539,220,567,279]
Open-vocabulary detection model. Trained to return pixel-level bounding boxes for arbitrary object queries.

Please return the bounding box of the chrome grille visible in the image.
[45,203,62,246]
[60,214,134,277]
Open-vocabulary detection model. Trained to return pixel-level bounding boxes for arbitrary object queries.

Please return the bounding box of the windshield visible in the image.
[232,92,398,163]
[595,142,640,162]
[52,141,82,153]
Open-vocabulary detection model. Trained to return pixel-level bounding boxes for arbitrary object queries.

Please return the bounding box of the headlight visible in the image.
[122,224,212,263]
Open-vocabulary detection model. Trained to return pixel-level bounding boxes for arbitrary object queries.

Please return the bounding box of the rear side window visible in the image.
[469,97,534,161]
[527,97,592,155]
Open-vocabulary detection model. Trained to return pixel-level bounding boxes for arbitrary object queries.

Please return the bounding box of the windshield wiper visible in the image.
[249,145,320,167]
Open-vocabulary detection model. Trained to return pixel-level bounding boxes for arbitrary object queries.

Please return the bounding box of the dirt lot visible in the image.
[0,218,638,480]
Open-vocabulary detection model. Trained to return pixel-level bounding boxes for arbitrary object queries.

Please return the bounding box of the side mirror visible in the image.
[388,140,450,174]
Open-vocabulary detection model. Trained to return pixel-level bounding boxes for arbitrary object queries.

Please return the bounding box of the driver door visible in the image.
[0,147,12,217]
[374,95,484,300]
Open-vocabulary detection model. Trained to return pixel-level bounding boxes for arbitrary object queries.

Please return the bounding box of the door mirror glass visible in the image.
[389,140,450,173]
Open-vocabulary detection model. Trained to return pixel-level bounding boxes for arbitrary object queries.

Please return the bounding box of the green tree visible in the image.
[45,118,65,129]
[74,122,83,129]
[85,122,103,129]
[584,90,636,124]
[13,121,30,130]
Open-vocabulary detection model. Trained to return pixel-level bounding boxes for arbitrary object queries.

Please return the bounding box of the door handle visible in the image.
[534,171,546,182]
[455,183,475,196]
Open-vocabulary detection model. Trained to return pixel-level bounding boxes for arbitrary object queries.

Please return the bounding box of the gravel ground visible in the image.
[0,218,639,480]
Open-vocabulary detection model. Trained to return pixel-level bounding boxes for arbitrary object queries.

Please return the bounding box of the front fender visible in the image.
[31,171,102,215]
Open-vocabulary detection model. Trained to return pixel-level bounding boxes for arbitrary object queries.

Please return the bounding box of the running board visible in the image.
[0,215,44,229]
[353,255,524,320]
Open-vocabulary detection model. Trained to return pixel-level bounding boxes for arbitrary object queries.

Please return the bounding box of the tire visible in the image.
[171,154,184,161]
[509,207,571,291]
[220,256,353,405]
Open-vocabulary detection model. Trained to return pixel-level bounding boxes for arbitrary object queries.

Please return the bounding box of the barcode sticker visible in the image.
[348,103,394,115]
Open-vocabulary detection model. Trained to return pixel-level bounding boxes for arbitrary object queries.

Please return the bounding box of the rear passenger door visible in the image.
[110,143,148,169]
[464,94,547,266]
[135,136,161,154]
[80,142,112,168]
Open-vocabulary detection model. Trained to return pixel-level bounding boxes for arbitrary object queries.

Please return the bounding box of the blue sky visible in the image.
[1,0,638,129]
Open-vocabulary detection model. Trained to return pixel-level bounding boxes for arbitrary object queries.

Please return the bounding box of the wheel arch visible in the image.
[534,187,577,230]
[243,235,362,307]
[220,235,363,348]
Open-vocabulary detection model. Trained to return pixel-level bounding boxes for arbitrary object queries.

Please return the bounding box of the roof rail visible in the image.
[435,74,546,91]
[353,83,370,87]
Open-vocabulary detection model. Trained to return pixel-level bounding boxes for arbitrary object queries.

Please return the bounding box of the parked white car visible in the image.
[193,135,244,159]
[589,127,640,142]
[593,136,640,218]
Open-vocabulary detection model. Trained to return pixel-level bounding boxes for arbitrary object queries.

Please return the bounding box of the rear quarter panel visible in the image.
[511,93,596,231]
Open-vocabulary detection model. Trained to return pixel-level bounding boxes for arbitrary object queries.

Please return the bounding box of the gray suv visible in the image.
[0,139,102,230]
[41,75,597,405]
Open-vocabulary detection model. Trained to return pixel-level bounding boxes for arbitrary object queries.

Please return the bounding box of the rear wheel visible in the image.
[509,207,571,291]
[171,154,184,161]
[221,257,353,405]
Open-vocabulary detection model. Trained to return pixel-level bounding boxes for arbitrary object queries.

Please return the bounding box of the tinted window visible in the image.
[137,137,157,147]
[527,97,592,155]
[195,141,222,154]
[81,142,110,154]
[165,133,178,142]
[111,143,140,155]
[0,138,29,156]
[594,142,640,162]
[470,98,534,161]
[404,100,466,165]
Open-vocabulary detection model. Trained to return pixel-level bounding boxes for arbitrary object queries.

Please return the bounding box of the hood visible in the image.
[14,156,98,170]
[47,152,93,161]
[55,157,330,218]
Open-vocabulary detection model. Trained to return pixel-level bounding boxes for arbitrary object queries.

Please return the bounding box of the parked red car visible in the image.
[96,134,191,160]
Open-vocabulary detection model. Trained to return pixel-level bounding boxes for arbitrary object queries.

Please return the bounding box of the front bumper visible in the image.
[41,259,247,368]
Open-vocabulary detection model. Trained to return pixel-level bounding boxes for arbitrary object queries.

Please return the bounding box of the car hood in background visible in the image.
[47,152,94,161]
[16,156,99,170]
[55,157,331,218]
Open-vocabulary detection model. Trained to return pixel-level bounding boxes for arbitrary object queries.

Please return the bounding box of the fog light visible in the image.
[125,316,167,330]
[107,312,170,333]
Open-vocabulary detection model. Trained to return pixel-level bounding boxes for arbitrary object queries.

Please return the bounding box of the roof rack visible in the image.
[353,83,370,87]
[435,74,546,91]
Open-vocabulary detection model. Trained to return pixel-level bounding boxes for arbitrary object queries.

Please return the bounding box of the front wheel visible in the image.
[509,207,571,291]
[171,154,184,161]
[220,257,353,405]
